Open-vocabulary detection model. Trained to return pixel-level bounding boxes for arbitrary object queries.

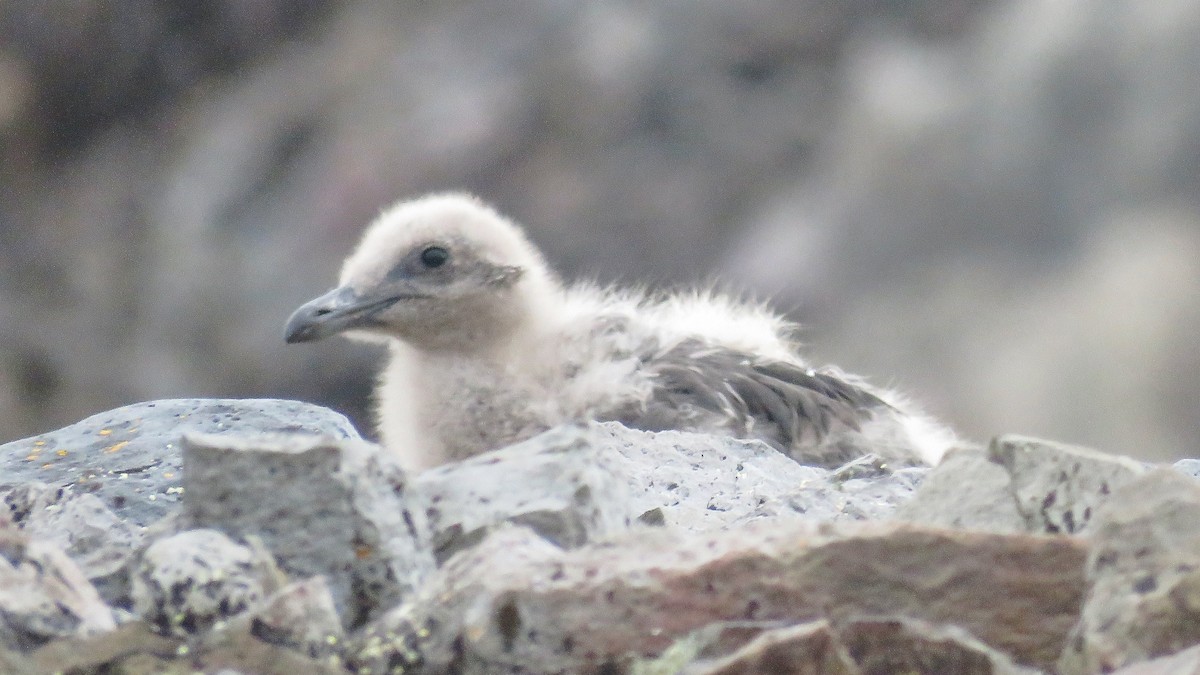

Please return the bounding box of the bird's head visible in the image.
[285,193,558,353]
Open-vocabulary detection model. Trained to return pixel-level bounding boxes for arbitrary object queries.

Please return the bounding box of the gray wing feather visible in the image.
[618,339,889,452]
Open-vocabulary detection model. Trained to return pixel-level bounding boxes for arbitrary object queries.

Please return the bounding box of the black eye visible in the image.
[420,246,449,268]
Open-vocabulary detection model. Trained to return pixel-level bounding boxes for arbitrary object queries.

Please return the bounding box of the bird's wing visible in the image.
[619,338,890,450]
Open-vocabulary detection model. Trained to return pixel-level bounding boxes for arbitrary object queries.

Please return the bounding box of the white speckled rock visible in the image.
[131,529,270,638]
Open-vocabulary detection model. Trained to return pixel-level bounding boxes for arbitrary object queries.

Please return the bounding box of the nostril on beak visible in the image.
[314,307,332,317]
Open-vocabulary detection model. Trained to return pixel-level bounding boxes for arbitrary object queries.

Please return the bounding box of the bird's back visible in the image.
[550,286,938,467]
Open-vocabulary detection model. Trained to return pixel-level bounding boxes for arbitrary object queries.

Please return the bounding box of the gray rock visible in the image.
[896,447,1026,532]
[990,434,1147,535]
[2,481,140,605]
[131,529,271,638]
[1059,468,1200,674]
[180,432,433,628]
[409,423,929,568]
[0,399,360,528]
[597,422,925,530]
[410,426,636,564]
[596,422,832,529]
[0,521,116,652]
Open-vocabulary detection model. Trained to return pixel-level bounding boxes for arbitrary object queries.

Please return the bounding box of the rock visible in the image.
[676,621,849,675]
[131,529,273,638]
[63,622,348,674]
[681,617,1039,675]
[834,617,1041,675]
[0,520,116,652]
[28,582,348,674]
[989,434,1147,535]
[896,447,1026,533]
[1059,468,1200,674]
[25,622,178,674]
[1108,643,1200,674]
[0,399,360,528]
[411,426,636,564]
[410,423,931,567]
[241,576,345,662]
[595,422,832,529]
[180,432,433,628]
[2,481,141,605]
[597,422,924,529]
[351,520,1086,673]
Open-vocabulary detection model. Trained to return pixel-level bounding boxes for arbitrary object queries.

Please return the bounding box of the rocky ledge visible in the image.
[1,399,1199,674]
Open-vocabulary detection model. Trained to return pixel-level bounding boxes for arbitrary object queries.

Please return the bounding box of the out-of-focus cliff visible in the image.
[1,0,1196,459]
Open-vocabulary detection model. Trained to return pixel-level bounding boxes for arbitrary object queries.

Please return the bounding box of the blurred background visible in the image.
[1,0,1197,460]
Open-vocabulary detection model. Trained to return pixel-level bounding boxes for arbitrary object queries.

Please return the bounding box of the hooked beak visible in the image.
[284,286,406,343]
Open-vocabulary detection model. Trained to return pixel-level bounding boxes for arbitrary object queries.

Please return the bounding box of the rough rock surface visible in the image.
[1060,469,1200,674]
[0,520,116,652]
[410,426,636,563]
[351,521,1086,673]
[896,447,1025,532]
[596,423,929,528]
[0,398,360,527]
[899,435,1151,537]
[410,423,930,567]
[2,481,141,605]
[676,617,1039,675]
[5,399,1200,673]
[131,528,281,639]
[990,434,1148,535]
[1108,643,1200,675]
[180,431,433,627]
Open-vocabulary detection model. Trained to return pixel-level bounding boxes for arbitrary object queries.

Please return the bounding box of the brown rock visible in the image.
[685,617,1041,675]
[680,620,850,675]
[28,622,178,674]
[352,520,1086,673]
[836,617,1041,675]
[241,576,345,661]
